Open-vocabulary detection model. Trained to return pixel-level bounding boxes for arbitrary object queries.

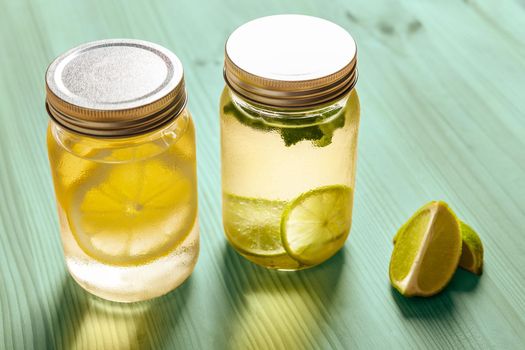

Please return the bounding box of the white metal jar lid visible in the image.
[224,14,357,108]
[46,39,187,137]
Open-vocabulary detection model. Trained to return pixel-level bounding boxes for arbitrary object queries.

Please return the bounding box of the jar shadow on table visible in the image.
[45,273,193,349]
[215,244,347,349]
[391,268,481,319]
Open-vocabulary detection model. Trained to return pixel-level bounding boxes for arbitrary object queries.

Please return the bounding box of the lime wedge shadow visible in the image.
[447,268,481,293]
[390,267,484,347]
[390,284,456,320]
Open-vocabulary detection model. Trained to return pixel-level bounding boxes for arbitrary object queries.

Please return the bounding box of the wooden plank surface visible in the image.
[1,0,524,348]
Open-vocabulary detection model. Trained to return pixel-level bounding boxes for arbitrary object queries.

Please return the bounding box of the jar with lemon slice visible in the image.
[221,15,360,270]
[46,40,199,302]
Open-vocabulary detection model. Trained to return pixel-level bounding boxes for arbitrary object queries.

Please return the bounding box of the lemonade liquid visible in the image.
[48,113,199,301]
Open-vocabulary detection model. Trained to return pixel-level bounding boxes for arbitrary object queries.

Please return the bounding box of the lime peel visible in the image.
[458,222,484,275]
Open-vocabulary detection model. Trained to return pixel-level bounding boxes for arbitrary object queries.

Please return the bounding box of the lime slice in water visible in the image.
[281,185,353,265]
[389,201,462,297]
[223,194,287,257]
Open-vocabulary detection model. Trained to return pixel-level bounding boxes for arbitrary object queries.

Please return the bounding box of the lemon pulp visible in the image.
[63,159,196,266]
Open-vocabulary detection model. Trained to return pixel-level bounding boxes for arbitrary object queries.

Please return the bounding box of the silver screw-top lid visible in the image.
[46,39,187,137]
[224,15,357,108]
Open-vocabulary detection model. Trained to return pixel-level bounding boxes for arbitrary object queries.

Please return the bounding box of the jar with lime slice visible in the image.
[220,15,360,270]
[46,40,199,302]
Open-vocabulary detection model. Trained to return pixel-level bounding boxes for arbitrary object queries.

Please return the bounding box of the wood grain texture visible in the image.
[1,0,524,348]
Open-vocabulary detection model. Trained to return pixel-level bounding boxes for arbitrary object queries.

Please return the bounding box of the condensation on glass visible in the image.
[46,39,199,302]
[220,15,360,270]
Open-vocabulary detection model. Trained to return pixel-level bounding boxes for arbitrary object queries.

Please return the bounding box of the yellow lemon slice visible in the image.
[47,133,99,193]
[68,160,196,266]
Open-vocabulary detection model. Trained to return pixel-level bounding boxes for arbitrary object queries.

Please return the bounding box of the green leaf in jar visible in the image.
[223,101,345,147]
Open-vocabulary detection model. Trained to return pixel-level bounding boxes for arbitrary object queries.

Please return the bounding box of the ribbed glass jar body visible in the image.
[220,87,360,270]
[47,110,199,302]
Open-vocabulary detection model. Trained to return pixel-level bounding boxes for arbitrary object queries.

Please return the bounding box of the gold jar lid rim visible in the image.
[224,15,358,108]
[45,39,187,137]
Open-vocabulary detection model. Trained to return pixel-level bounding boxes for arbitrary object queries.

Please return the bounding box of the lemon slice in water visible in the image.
[389,201,462,297]
[68,160,196,266]
[281,185,353,265]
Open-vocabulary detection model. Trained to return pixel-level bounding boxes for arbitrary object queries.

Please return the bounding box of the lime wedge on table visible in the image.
[389,201,462,297]
[458,222,484,275]
[281,185,353,265]
[393,216,484,276]
[222,194,287,257]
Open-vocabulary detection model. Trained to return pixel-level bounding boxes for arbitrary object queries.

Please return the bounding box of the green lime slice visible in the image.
[458,222,484,275]
[280,185,353,265]
[389,201,462,297]
[223,193,287,257]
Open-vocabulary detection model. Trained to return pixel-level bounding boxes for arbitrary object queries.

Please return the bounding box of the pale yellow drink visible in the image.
[221,15,361,270]
[221,89,360,270]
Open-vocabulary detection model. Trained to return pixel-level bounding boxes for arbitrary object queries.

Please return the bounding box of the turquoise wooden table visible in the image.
[1,0,524,348]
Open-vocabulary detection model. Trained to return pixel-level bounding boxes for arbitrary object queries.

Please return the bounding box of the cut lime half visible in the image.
[389,201,462,297]
[393,218,484,276]
[281,185,353,265]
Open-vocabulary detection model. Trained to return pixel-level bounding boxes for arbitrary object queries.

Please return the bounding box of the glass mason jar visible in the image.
[220,15,360,270]
[46,40,199,302]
